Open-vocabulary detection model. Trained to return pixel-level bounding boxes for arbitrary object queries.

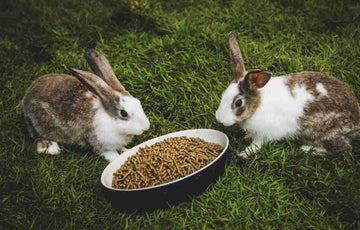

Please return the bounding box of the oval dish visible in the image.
[101,129,229,211]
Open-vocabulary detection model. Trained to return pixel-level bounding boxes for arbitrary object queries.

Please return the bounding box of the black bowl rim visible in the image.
[101,129,229,192]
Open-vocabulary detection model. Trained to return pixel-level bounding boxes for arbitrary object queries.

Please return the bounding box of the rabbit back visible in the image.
[22,74,98,146]
[285,71,360,144]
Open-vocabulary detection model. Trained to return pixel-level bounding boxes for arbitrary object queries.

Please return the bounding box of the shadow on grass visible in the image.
[272,0,360,33]
[110,3,169,36]
[0,0,167,66]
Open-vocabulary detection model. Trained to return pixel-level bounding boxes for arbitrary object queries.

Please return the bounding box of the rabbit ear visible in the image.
[243,70,272,90]
[69,68,120,117]
[228,32,247,82]
[84,49,130,95]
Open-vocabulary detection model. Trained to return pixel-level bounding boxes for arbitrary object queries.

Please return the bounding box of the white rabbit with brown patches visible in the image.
[216,32,360,158]
[22,50,150,162]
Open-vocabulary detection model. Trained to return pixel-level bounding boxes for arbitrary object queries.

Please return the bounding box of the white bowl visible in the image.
[100,129,229,210]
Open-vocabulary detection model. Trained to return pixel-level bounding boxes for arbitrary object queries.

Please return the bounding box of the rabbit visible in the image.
[215,32,360,158]
[21,50,150,162]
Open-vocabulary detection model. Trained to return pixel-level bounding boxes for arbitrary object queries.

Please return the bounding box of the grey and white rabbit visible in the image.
[216,33,360,157]
[22,50,150,161]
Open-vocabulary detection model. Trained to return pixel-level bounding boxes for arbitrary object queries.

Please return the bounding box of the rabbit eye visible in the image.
[120,109,128,118]
[235,99,242,107]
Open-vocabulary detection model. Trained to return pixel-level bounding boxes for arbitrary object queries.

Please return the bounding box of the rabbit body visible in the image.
[241,72,359,156]
[22,71,150,162]
[216,33,359,157]
[23,74,98,146]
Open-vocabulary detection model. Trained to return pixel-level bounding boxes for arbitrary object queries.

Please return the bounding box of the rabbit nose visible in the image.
[141,118,150,131]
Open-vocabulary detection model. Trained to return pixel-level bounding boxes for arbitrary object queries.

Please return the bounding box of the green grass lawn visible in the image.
[1,0,360,229]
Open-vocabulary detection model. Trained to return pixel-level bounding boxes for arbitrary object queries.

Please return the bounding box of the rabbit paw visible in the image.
[37,140,60,155]
[121,147,128,153]
[237,144,260,159]
[101,151,120,162]
[301,145,327,156]
[300,145,314,152]
[237,150,251,159]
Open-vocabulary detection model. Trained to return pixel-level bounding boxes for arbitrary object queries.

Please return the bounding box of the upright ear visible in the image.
[243,70,272,90]
[69,68,120,117]
[84,49,130,95]
[228,32,247,82]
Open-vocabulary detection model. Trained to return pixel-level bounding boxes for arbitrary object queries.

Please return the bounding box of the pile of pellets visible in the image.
[112,136,223,189]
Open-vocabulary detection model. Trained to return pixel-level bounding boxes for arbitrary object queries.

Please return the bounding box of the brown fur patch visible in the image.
[285,71,360,153]
[235,82,262,122]
[22,74,98,147]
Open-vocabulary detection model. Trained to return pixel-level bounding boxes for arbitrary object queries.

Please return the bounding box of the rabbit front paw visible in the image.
[301,145,328,156]
[37,140,60,155]
[121,147,128,153]
[237,143,260,158]
[101,151,120,162]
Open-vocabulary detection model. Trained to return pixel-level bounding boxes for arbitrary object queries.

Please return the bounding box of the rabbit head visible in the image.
[216,32,271,126]
[70,68,150,136]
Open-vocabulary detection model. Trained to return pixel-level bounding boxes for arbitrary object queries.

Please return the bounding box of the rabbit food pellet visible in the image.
[112,136,223,189]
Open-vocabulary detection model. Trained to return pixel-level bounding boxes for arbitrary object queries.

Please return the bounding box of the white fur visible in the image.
[101,150,120,162]
[300,145,314,152]
[118,94,150,133]
[215,83,240,126]
[92,93,150,161]
[316,83,328,96]
[301,145,327,156]
[84,91,93,98]
[243,77,315,141]
[37,141,60,155]
[217,76,316,157]
[238,137,263,158]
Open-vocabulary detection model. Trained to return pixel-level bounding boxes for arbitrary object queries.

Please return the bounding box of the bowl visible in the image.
[101,129,229,211]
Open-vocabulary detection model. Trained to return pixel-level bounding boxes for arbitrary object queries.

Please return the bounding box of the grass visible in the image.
[1,0,360,229]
